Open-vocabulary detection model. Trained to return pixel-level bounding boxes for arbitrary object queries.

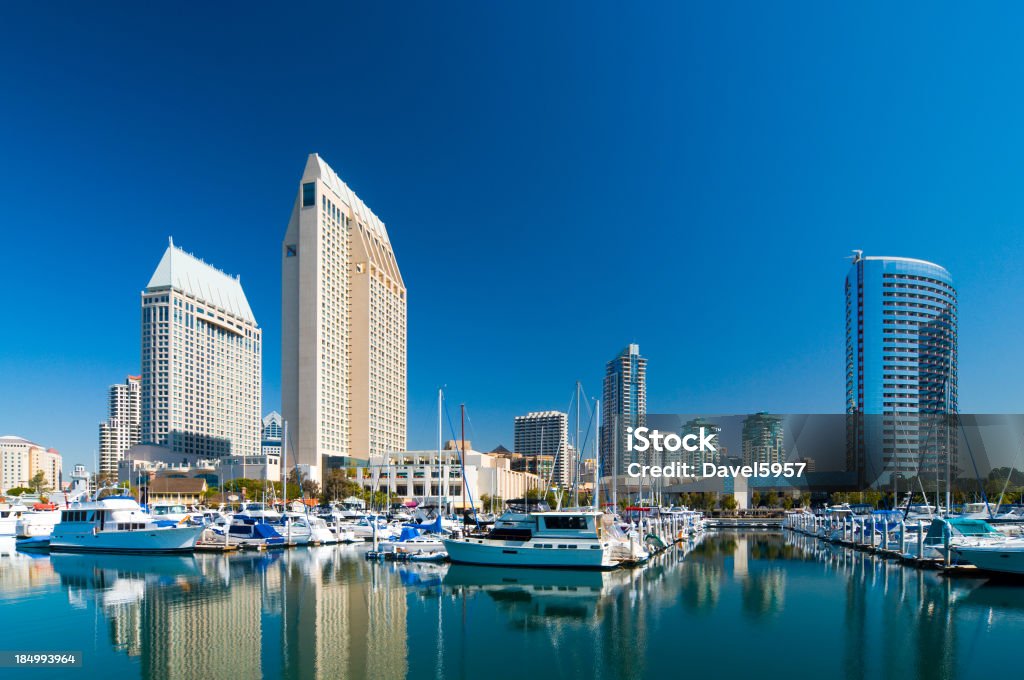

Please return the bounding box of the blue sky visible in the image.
[3,3,1024,472]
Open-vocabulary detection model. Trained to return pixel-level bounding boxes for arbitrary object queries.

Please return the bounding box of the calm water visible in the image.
[2,532,1024,680]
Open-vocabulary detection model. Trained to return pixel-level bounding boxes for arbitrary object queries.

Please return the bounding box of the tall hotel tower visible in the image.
[98,375,141,476]
[282,154,407,479]
[514,411,573,487]
[600,344,647,478]
[845,252,957,482]
[141,240,262,458]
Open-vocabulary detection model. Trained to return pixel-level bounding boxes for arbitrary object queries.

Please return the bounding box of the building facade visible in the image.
[98,375,141,477]
[141,239,262,459]
[600,344,647,478]
[513,411,575,487]
[0,435,62,492]
[845,253,958,481]
[681,417,724,469]
[741,413,785,466]
[261,411,283,480]
[355,448,540,510]
[282,154,407,481]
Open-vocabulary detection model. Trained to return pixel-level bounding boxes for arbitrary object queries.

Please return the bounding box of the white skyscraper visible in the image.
[282,154,407,480]
[98,374,141,476]
[141,239,262,458]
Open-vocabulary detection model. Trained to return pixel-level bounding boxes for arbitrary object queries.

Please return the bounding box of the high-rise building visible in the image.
[0,435,61,492]
[98,375,141,477]
[681,417,723,469]
[741,412,785,466]
[600,344,647,478]
[513,411,574,487]
[282,154,407,481]
[845,253,958,480]
[261,411,283,478]
[262,412,283,453]
[141,239,262,459]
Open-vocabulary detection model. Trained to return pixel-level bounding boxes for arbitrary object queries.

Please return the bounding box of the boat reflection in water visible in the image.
[6,532,1024,679]
[442,564,638,624]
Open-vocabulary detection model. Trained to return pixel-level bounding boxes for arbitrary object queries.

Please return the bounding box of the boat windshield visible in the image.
[506,499,551,513]
[152,505,187,515]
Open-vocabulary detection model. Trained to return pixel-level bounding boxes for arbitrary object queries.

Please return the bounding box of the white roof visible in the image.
[0,435,41,447]
[305,154,391,246]
[146,239,256,324]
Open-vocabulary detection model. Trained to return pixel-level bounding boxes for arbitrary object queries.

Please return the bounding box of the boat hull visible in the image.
[952,544,1024,574]
[443,537,617,570]
[50,526,204,554]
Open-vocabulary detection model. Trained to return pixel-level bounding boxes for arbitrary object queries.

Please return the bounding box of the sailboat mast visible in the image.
[575,381,581,508]
[282,420,288,506]
[437,388,442,514]
[461,403,466,513]
[594,399,600,511]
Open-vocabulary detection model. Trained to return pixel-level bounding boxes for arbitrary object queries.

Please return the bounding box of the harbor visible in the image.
[3,528,1023,679]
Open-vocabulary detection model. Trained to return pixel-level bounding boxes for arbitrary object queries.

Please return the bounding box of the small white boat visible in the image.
[921,517,1009,560]
[345,516,398,541]
[308,516,337,545]
[218,515,286,548]
[50,496,204,553]
[378,525,447,555]
[15,507,61,538]
[271,514,313,545]
[951,540,1024,574]
[0,503,29,537]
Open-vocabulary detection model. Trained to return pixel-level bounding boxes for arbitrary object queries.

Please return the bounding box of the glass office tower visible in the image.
[845,252,958,484]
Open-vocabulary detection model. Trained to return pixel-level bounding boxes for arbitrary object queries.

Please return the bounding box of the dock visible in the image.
[782,512,998,577]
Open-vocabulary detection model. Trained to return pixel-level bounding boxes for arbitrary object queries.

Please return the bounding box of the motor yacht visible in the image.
[443,501,639,569]
[49,496,204,553]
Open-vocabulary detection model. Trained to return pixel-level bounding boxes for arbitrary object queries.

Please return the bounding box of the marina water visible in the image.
[2,532,1022,679]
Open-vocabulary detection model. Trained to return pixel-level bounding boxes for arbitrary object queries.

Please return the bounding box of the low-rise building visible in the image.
[0,435,62,493]
[118,444,278,485]
[355,447,541,510]
[141,477,208,506]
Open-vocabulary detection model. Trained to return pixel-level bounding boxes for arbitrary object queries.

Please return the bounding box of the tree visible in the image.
[322,470,362,502]
[30,470,51,493]
[4,486,33,496]
[720,495,738,512]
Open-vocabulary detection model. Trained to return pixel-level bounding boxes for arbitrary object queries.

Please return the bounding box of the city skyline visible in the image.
[7,4,1024,473]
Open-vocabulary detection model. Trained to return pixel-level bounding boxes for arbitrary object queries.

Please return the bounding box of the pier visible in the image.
[782,511,989,575]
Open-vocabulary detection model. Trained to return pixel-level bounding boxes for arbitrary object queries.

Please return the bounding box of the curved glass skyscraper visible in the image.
[845,253,958,482]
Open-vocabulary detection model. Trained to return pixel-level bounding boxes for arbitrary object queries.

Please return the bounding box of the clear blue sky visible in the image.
[3,3,1024,473]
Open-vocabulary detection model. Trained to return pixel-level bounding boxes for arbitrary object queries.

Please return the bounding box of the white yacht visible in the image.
[920,517,1010,560]
[345,516,398,541]
[951,540,1024,574]
[308,516,337,545]
[49,496,204,553]
[443,502,635,569]
[271,514,313,545]
[238,502,282,521]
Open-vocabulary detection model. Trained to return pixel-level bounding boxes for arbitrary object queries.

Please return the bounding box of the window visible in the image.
[286,244,297,257]
[302,182,315,207]
[543,515,589,530]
